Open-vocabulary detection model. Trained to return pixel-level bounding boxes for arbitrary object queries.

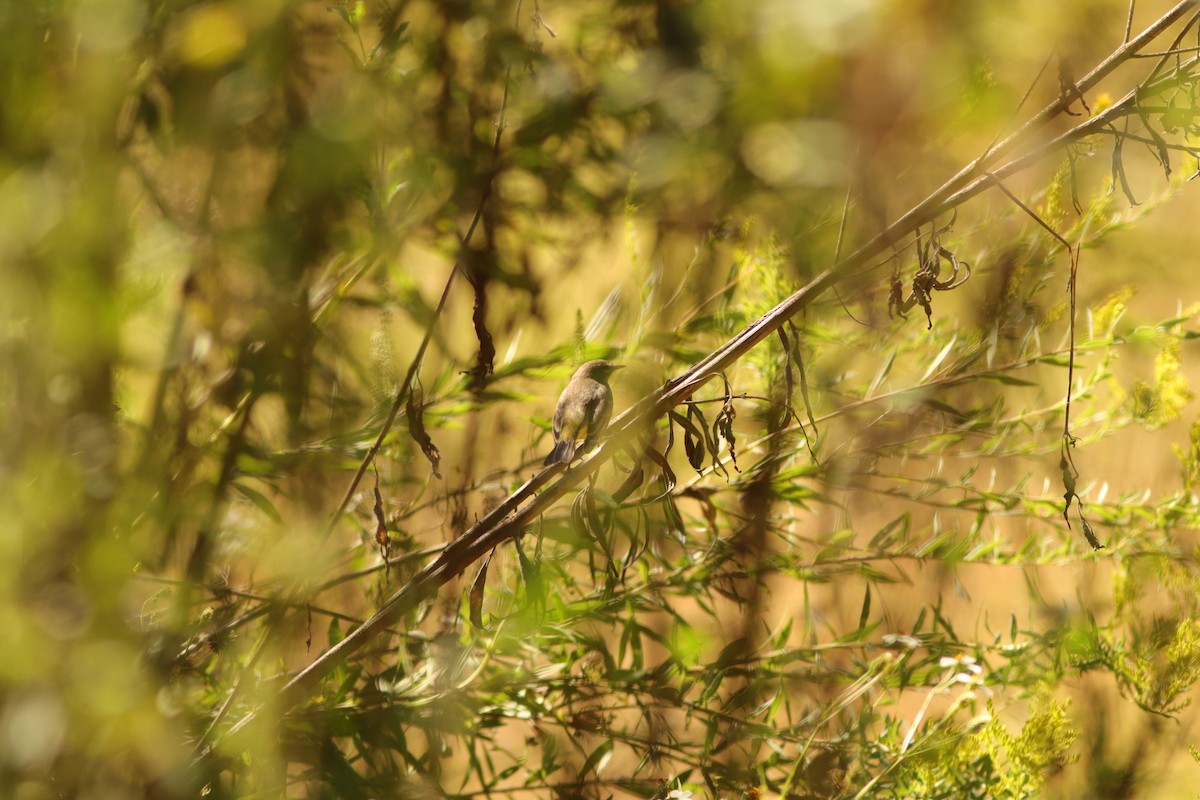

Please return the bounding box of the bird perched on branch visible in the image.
[543,360,624,466]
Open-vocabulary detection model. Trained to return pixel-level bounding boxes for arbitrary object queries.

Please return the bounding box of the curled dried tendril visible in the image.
[887,222,972,328]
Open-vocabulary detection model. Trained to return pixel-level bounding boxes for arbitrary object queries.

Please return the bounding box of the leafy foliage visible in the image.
[4,1,1200,798]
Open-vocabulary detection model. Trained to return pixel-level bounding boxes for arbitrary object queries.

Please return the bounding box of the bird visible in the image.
[543,360,624,466]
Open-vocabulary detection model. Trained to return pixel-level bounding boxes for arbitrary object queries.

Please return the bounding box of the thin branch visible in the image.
[831,171,869,326]
[983,173,1074,251]
[321,21,518,541]
[322,265,458,541]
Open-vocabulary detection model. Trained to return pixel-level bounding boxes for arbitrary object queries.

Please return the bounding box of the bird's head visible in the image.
[576,360,624,382]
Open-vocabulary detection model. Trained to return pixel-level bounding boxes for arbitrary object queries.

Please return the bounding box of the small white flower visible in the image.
[882,633,921,650]
[668,790,694,800]
[939,653,977,670]
[952,672,993,695]
[942,654,992,697]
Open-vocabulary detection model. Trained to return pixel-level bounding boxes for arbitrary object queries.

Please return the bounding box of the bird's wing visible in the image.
[581,385,613,450]
[553,388,589,442]
[551,395,566,440]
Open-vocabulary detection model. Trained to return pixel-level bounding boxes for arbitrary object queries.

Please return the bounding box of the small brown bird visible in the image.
[543,360,624,466]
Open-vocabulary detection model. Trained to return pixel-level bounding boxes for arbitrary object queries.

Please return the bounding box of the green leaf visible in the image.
[232,482,281,522]
[868,349,897,397]
[857,585,872,633]
[580,739,613,778]
[920,335,957,382]
[980,373,1039,387]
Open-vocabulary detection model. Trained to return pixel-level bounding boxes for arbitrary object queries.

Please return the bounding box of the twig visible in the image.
[831,170,869,326]
[321,8,519,540]
[321,265,458,541]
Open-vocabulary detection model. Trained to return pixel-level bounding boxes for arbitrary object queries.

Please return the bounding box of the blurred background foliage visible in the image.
[3,0,1200,797]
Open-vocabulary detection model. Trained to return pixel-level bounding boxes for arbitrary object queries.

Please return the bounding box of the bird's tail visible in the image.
[543,439,575,466]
